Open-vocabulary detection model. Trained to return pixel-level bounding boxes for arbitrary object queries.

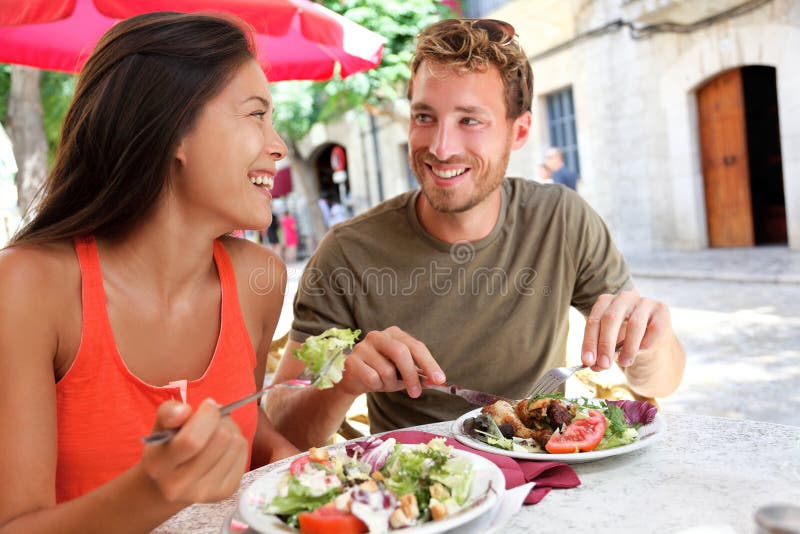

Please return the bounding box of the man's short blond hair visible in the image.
[408,18,533,119]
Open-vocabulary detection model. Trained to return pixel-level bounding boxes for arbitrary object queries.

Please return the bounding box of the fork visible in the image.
[141,351,343,445]
[528,339,625,397]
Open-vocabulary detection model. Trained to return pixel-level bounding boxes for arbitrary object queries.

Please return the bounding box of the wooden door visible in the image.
[697,68,754,247]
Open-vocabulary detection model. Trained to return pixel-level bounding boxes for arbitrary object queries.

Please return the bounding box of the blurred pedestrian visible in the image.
[280,211,298,262]
[328,200,348,226]
[317,197,332,228]
[546,147,579,191]
[264,213,283,257]
[537,163,553,184]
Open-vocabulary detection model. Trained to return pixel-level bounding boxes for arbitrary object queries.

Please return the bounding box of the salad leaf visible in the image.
[462,413,513,450]
[345,436,396,472]
[429,456,474,505]
[603,403,630,436]
[350,485,397,533]
[595,426,638,450]
[292,327,360,389]
[380,439,453,515]
[606,400,657,426]
[265,475,340,525]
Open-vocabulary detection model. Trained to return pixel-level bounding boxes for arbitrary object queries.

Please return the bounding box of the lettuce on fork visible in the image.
[293,328,360,389]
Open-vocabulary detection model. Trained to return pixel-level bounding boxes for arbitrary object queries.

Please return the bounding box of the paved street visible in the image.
[278,246,800,428]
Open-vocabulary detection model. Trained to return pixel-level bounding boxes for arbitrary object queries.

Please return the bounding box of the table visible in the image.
[154,413,800,533]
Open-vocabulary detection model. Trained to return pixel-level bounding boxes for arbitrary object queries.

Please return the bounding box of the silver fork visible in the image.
[528,339,625,397]
[141,351,343,444]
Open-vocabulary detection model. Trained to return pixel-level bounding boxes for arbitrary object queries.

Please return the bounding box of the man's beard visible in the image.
[411,145,512,214]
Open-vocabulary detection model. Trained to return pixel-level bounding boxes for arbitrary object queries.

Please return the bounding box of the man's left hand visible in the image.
[580,289,674,371]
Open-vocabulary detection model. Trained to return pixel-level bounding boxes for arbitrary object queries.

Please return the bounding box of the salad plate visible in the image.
[452,406,665,464]
[238,444,505,533]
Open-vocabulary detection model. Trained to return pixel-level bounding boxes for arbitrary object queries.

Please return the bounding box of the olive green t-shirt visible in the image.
[291,178,632,433]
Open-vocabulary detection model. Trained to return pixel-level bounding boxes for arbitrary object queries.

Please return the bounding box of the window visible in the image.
[546,87,580,175]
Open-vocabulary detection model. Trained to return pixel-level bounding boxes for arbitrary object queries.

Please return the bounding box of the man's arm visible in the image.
[580,289,686,398]
[266,340,361,449]
[266,328,446,450]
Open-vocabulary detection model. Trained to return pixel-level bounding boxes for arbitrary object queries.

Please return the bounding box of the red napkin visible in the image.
[382,430,580,505]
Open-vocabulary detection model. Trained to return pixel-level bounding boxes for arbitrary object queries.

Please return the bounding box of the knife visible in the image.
[419,374,513,407]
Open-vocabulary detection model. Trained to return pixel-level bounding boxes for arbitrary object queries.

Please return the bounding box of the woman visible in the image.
[0,12,298,532]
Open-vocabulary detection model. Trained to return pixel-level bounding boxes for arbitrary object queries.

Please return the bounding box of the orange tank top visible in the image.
[56,237,258,502]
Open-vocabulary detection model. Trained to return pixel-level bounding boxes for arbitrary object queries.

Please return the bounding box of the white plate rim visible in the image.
[238,444,506,533]
[451,405,666,464]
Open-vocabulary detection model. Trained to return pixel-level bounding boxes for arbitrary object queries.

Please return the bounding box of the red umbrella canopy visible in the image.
[0,0,384,81]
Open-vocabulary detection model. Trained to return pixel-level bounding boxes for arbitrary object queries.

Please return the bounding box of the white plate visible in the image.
[239,445,506,533]
[452,407,666,464]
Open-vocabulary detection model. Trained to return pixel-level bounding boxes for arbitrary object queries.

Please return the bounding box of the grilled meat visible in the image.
[515,397,576,429]
[481,400,536,439]
[481,397,578,445]
[547,400,573,428]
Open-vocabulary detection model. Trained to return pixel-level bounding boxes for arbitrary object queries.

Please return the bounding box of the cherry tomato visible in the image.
[298,503,367,534]
[289,454,332,476]
[545,409,607,453]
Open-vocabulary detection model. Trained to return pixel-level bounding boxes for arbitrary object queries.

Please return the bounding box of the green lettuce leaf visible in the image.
[430,457,474,505]
[292,327,360,389]
[264,475,340,526]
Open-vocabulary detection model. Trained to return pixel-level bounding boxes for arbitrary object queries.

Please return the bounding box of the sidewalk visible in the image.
[624,245,800,284]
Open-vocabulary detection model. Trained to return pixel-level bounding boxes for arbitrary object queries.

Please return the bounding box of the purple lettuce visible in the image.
[345,436,396,471]
[606,400,658,425]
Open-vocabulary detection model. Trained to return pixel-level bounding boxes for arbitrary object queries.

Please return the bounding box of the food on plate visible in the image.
[544,409,606,454]
[292,327,360,389]
[463,395,657,454]
[264,438,477,533]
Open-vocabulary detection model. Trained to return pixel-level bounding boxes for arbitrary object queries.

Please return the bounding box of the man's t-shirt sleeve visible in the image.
[565,191,634,316]
[290,231,359,343]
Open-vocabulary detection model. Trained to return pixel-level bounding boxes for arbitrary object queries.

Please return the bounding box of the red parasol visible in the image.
[0,0,384,81]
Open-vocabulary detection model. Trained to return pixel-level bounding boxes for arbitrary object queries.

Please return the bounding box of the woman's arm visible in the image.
[228,238,300,467]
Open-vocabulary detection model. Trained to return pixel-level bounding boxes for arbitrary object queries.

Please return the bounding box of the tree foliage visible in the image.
[272,0,453,143]
[39,72,76,165]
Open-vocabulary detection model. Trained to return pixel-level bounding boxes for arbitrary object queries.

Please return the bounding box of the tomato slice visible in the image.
[298,503,368,534]
[289,455,332,476]
[545,409,607,453]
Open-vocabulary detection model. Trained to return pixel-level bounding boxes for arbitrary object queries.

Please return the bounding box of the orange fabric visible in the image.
[55,237,258,503]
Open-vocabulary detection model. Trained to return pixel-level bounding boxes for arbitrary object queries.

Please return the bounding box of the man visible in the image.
[546,147,579,191]
[267,18,684,449]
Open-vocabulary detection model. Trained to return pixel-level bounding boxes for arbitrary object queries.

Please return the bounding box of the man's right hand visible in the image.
[267,326,446,449]
[335,326,447,398]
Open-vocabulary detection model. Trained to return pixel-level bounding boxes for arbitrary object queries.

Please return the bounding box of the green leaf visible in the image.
[292,327,360,389]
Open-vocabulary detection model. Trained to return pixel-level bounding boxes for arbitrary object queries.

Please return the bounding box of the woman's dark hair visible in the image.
[9,12,256,246]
